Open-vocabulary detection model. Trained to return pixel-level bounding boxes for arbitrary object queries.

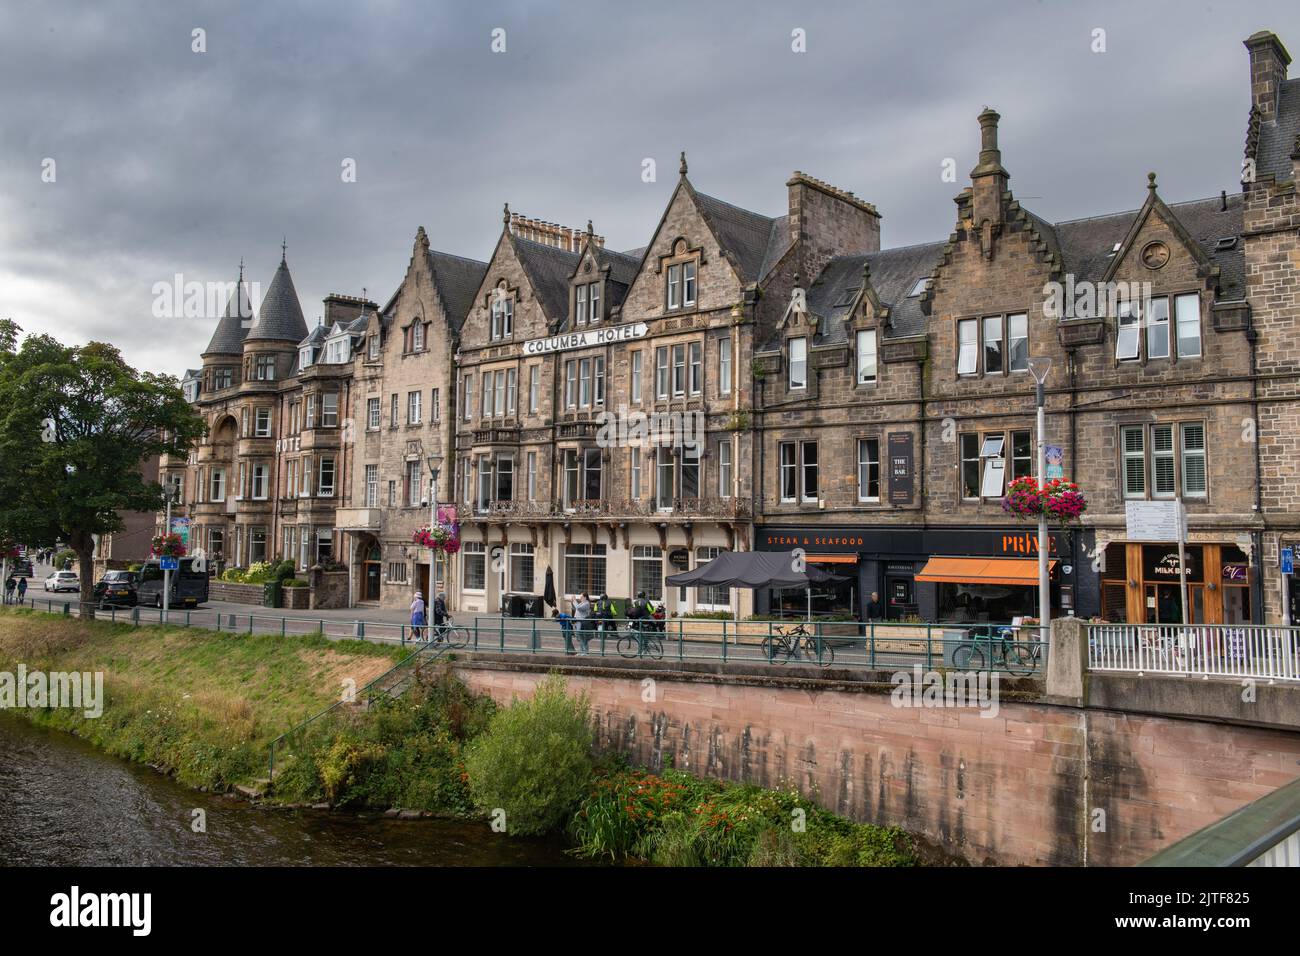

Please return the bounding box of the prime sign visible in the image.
[522,322,648,356]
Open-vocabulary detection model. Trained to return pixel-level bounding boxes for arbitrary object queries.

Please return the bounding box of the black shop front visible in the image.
[754,525,1092,623]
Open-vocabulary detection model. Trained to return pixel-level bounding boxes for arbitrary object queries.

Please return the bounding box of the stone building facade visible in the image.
[166,28,1300,625]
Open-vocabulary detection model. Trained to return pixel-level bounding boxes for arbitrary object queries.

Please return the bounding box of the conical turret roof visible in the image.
[246,255,308,343]
[201,275,254,357]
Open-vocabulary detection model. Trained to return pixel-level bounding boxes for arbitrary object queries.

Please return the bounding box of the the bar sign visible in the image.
[888,432,914,505]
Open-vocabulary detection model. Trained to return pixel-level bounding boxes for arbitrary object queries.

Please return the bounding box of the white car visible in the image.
[44,571,79,593]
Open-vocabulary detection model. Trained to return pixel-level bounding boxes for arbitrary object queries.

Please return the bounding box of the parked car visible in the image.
[136,558,209,608]
[43,570,79,593]
[92,570,139,609]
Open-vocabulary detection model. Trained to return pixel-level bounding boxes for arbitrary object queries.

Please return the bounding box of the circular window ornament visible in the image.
[1140,241,1170,270]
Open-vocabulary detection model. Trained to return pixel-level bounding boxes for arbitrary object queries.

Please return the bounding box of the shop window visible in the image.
[695,547,731,609]
[463,542,486,591]
[509,543,534,593]
[565,544,606,595]
[632,546,663,601]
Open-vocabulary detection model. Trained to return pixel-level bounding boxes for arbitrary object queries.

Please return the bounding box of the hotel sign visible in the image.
[523,322,649,356]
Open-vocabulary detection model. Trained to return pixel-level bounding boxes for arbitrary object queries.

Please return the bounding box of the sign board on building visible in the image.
[1282,547,1294,575]
[1124,500,1185,542]
[887,432,914,505]
[522,322,649,357]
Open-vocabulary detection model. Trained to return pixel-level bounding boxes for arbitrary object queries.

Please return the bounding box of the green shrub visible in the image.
[282,578,307,588]
[464,674,594,836]
[682,610,734,620]
[273,559,296,582]
[240,561,275,584]
[54,549,77,570]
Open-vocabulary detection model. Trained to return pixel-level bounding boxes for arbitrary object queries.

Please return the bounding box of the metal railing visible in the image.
[267,637,452,780]
[0,600,1047,676]
[1088,623,1300,682]
[416,616,1048,676]
[7,596,424,646]
[1142,775,1300,866]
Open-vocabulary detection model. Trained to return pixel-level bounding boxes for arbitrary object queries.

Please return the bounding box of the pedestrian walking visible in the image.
[410,590,427,642]
[16,576,26,603]
[3,577,14,605]
[432,591,448,636]
[572,593,591,654]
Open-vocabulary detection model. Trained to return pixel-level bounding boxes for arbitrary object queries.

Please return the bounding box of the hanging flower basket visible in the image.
[1001,477,1087,525]
[412,507,460,555]
[151,533,188,558]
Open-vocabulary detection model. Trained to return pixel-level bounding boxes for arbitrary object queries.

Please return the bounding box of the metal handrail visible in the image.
[266,637,452,779]
[1087,622,1300,682]
[1141,775,1300,866]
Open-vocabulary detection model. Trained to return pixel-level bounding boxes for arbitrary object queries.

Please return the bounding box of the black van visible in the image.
[136,558,209,608]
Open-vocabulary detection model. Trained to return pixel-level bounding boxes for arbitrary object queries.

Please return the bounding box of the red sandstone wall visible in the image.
[452,664,1300,866]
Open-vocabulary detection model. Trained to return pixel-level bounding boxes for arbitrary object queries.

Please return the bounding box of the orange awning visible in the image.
[914,556,1056,586]
[804,554,858,564]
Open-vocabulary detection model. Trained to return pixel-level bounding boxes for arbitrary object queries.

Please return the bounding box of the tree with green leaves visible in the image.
[0,319,206,617]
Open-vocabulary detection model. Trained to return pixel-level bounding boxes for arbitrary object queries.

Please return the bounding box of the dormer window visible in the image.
[907,277,929,298]
[367,334,380,360]
[491,285,514,340]
[666,262,697,310]
[325,337,349,364]
[576,281,601,324]
[299,348,313,371]
[788,337,807,389]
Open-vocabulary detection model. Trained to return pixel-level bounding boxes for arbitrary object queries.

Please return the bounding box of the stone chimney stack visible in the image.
[970,108,1009,230]
[507,212,601,251]
[1245,31,1291,124]
[786,171,880,280]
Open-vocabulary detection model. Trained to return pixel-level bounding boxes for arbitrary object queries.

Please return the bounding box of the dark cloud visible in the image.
[1,0,1296,374]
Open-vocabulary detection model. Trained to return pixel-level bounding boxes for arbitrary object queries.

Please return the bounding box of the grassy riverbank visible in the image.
[0,607,402,789]
[0,609,920,866]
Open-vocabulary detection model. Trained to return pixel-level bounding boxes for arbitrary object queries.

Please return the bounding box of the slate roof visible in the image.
[760,241,944,350]
[510,235,580,322]
[201,280,254,356]
[246,258,309,343]
[1051,193,1245,301]
[694,190,792,284]
[1257,78,1300,183]
[297,323,327,349]
[428,250,489,330]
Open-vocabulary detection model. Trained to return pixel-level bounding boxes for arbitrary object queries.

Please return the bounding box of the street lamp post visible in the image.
[1027,356,1053,635]
[427,453,442,598]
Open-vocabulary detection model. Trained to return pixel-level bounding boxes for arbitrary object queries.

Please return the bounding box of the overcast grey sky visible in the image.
[2,0,1297,376]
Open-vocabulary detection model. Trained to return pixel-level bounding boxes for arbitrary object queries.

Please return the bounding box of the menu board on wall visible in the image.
[888,432,914,505]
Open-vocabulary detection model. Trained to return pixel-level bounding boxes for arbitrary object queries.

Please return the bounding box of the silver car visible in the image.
[43,570,79,592]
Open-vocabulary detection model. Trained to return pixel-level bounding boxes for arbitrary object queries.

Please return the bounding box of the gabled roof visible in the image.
[693,190,791,284]
[510,234,580,321]
[201,279,254,357]
[246,257,308,343]
[428,250,489,330]
[1052,193,1245,301]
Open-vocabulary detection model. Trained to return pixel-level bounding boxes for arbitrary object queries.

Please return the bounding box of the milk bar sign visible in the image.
[523,322,649,356]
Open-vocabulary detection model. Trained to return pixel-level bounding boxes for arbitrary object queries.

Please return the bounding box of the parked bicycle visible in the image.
[951,625,1042,675]
[618,620,665,660]
[761,621,834,667]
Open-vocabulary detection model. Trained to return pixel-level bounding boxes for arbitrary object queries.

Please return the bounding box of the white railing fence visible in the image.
[1088,623,1300,682]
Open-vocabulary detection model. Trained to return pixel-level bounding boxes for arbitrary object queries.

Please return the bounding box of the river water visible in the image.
[0,715,587,866]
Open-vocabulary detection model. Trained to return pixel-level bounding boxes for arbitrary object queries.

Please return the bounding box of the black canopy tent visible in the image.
[665,550,848,620]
